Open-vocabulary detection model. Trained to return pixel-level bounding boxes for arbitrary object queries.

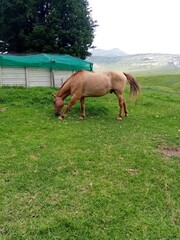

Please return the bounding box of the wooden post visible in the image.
[0,66,2,86]
[25,67,29,87]
[50,69,55,87]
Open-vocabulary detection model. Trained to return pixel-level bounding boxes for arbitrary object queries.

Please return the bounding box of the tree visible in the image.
[0,0,97,58]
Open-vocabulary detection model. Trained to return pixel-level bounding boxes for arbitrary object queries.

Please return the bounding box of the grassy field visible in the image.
[0,74,180,239]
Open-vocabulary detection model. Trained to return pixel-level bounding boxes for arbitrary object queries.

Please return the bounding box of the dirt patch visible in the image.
[158,146,180,158]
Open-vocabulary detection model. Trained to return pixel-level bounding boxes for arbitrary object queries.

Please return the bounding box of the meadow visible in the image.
[0,74,179,239]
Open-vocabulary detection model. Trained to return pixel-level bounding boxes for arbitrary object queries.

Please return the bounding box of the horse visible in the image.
[53,70,140,120]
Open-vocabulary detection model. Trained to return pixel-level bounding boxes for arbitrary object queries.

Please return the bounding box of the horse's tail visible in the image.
[123,72,140,99]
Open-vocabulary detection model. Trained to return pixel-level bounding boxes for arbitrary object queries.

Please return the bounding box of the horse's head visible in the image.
[53,94,64,117]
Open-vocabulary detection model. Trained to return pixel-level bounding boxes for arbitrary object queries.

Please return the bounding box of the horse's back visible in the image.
[70,70,127,97]
[81,71,113,97]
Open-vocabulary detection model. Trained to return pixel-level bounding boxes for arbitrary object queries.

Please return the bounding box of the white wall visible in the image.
[0,66,74,87]
[0,67,26,86]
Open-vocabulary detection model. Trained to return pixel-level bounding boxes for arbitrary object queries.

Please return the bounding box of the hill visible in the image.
[87,49,180,74]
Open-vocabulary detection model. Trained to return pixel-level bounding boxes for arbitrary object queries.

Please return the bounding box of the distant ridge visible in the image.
[90,48,127,57]
[86,49,180,74]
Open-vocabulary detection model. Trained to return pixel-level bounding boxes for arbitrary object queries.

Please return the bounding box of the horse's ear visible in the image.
[52,94,56,97]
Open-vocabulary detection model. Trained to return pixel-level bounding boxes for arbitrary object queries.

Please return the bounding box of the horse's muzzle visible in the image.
[55,112,60,117]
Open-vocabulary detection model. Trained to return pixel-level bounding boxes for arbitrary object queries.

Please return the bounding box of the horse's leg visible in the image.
[123,99,128,117]
[79,97,86,120]
[115,91,127,120]
[58,95,79,120]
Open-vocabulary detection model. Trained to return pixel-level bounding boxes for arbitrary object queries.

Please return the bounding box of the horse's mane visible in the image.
[61,71,83,88]
[55,70,83,97]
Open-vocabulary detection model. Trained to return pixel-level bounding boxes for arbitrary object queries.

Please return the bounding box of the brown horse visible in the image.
[53,70,140,120]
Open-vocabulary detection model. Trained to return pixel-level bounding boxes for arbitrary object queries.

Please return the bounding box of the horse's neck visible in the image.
[56,79,71,99]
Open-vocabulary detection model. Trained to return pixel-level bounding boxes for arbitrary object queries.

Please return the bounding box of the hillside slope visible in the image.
[87,49,180,74]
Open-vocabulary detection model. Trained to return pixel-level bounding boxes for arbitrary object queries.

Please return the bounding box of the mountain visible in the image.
[86,49,180,74]
[90,48,127,57]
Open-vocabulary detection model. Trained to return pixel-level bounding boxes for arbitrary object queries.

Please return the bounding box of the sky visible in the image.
[88,0,180,54]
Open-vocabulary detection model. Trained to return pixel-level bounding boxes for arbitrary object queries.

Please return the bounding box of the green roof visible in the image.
[0,53,93,71]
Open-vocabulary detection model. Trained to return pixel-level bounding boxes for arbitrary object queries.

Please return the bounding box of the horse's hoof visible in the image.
[58,116,64,120]
[125,114,128,117]
[79,116,85,120]
[117,117,122,121]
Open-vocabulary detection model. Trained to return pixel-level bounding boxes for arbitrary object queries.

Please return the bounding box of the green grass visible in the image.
[0,74,180,239]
